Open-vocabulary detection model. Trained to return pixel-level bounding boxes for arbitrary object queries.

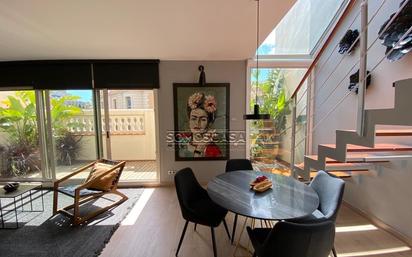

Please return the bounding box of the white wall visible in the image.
[312,0,412,239]
[158,61,247,184]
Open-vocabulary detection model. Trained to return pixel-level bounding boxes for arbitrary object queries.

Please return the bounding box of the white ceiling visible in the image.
[0,0,295,61]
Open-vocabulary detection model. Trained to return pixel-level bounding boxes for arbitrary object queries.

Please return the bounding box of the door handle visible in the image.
[106,131,110,139]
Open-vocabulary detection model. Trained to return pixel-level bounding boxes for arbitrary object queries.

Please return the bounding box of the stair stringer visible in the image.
[296,78,412,181]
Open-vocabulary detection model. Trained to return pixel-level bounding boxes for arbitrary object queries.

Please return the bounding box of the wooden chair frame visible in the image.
[53,159,128,226]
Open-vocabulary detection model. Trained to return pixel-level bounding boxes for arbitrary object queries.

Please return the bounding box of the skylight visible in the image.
[258,0,348,55]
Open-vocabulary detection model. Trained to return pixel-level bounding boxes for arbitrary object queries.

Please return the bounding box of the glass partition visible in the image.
[248,68,306,175]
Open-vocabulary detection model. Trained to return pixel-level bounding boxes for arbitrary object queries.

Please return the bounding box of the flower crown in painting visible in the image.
[187,92,217,114]
[187,92,217,124]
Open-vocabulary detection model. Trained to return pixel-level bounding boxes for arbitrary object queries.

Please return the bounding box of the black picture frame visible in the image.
[173,83,230,161]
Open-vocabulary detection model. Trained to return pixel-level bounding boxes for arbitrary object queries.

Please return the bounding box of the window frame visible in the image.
[258,0,350,57]
[125,96,132,109]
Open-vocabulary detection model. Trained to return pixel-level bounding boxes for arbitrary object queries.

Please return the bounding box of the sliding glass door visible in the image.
[100,89,158,182]
[0,88,158,184]
[48,90,98,180]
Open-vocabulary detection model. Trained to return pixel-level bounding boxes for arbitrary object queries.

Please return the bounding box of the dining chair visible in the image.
[225,158,253,244]
[247,220,335,257]
[289,170,345,257]
[225,159,253,172]
[174,167,231,257]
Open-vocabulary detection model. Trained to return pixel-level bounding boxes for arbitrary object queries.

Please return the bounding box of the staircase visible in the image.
[295,79,412,181]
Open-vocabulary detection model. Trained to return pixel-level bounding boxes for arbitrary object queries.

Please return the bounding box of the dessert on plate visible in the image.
[250,175,272,192]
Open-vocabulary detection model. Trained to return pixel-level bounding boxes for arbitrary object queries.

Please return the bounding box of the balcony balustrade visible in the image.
[67,109,148,135]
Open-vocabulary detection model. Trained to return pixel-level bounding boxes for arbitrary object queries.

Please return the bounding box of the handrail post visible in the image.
[357,0,368,136]
[290,96,297,178]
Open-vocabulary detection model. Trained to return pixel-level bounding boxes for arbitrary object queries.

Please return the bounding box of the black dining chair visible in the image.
[247,221,335,257]
[174,167,231,257]
[289,170,345,257]
[225,159,253,172]
[225,158,253,244]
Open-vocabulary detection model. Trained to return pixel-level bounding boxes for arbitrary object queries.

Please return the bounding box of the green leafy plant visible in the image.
[50,94,83,134]
[0,92,39,176]
[250,69,291,132]
[0,91,83,176]
[0,91,38,149]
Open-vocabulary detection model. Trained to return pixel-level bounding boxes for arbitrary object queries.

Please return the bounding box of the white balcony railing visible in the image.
[68,109,148,135]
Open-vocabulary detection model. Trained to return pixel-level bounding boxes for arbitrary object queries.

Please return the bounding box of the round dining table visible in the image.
[207,170,319,221]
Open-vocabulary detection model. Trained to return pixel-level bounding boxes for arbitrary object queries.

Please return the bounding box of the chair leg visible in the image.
[231,214,238,244]
[332,246,338,257]
[73,193,80,226]
[211,227,217,257]
[53,189,58,215]
[222,219,231,240]
[194,223,197,231]
[176,220,189,257]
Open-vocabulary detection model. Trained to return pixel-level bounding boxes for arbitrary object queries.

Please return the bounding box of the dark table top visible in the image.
[0,183,42,198]
[207,170,319,220]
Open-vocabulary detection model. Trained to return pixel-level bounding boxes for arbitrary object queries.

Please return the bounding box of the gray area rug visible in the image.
[0,188,143,257]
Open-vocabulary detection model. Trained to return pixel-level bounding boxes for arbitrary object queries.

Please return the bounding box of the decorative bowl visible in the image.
[3,182,20,193]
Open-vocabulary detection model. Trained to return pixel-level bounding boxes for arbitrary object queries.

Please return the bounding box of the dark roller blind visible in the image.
[93,60,159,89]
[0,61,93,89]
[0,61,36,88]
[33,62,93,89]
[0,60,159,90]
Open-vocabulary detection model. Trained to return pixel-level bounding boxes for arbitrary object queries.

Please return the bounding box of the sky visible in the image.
[67,90,92,102]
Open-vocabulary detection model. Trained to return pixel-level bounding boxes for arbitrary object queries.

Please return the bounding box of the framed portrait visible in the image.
[173,83,230,161]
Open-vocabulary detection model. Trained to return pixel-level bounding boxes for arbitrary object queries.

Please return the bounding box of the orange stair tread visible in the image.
[306,152,399,162]
[312,171,352,179]
[299,170,375,179]
[295,161,377,170]
[296,171,352,180]
[341,129,412,136]
[321,143,412,152]
[304,170,373,180]
[273,170,357,180]
[305,155,336,162]
[375,129,412,136]
[325,162,372,168]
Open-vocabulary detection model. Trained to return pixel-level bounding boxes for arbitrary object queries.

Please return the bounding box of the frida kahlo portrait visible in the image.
[173,83,229,161]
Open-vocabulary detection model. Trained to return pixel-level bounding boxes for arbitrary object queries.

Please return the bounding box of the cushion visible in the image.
[85,163,119,191]
[58,186,102,197]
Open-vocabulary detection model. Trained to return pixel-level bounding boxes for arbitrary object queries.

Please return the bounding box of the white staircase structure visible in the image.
[295,79,412,181]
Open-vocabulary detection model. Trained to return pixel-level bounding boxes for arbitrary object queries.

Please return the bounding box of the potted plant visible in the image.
[56,131,82,166]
